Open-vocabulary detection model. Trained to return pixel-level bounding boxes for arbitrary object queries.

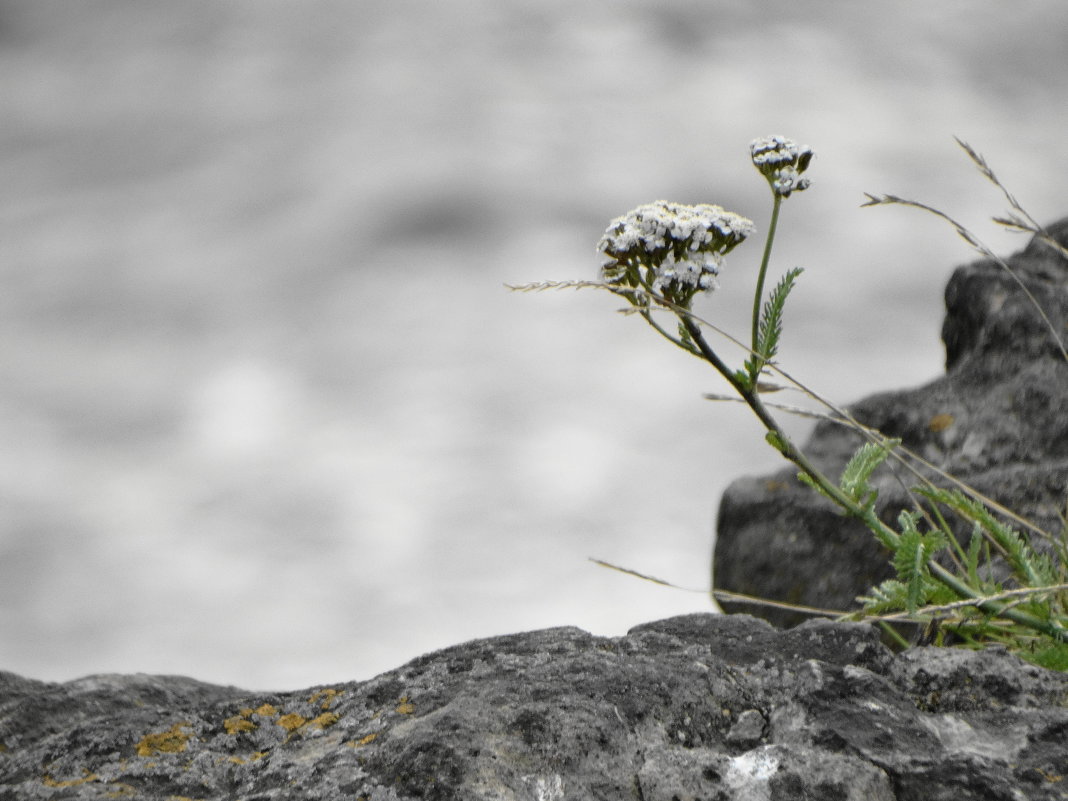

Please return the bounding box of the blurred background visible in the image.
[1,0,1066,690]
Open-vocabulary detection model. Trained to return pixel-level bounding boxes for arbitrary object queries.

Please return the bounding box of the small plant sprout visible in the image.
[512,136,1068,668]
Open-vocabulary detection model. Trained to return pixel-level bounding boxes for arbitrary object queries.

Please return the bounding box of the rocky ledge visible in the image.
[2,613,1067,800]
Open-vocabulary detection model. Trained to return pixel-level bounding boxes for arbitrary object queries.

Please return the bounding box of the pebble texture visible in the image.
[2,613,1067,800]
[714,219,1068,625]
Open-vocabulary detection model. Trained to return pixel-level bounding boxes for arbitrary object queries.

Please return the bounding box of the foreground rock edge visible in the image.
[2,613,1067,800]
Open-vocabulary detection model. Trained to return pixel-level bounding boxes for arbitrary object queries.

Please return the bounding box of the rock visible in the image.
[2,613,1067,800]
[714,218,1068,626]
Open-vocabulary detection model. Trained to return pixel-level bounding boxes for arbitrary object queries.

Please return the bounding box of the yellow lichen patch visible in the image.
[355,732,378,747]
[43,771,99,788]
[105,783,138,798]
[276,713,307,732]
[309,688,343,709]
[928,413,955,432]
[254,703,278,717]
[228,751,267,765]
[223,715,257,735]
[308,711,339,730]
[395,697,415,715]
[136,723,194,757]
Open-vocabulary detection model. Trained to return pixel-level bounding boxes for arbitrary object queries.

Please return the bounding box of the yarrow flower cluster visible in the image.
[750,135,814,198]
[597,201,754,308]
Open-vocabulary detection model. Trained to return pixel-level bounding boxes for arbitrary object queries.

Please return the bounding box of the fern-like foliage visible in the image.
[917,487,1055,588]
[839,438,900,513]
[858,578,911,615]
[893,511,947,612]
[964,523,985,586]
[745,267,803,381]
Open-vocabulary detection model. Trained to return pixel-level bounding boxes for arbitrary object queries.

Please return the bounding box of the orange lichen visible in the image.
[276,713,307,732]
[309,712,339,730]
[928,413,955,432]
[254,703,278,717]
[103,782,138,797]
[355,732,379,747]
[309,688,343,709]
[395,697,415,715]
[223,715,257,735]
[228,751,267,765]
[136,723,193,757]
[42,771,99,788]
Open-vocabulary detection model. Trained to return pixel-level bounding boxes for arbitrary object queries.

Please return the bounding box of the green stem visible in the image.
[750,192,783,369]
[680,315,1068,646]
[640,310,697,355]
[927,561,1068,643]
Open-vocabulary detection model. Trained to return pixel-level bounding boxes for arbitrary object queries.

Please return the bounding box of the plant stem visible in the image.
[681,316,1068,645]
[685,318,854,510]
[750,192,782,367]
[927,561,1068,643]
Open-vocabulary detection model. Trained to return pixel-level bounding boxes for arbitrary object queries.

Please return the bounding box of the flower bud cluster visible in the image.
[750,135,814,198]
[597,201,754,307]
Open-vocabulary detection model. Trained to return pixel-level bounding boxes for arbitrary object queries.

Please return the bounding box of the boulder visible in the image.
[3,613,1068,800]
[714,219,1068,626]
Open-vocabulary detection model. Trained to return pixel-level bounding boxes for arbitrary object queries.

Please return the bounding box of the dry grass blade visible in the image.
[588,558,702,591]
[864,582,1068,623]
[589,558,848,617]
[956,137,1068,262]
[706,367,1061,544]
[506,279,614,292]
[862,185,1068,364]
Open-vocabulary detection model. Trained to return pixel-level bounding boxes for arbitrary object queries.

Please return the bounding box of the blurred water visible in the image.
[1,0,1066,689]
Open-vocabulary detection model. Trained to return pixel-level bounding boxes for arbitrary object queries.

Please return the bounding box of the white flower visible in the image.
[598,201,752,307]
[750,135,814,198]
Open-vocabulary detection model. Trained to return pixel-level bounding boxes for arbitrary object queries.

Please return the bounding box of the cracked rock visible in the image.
[2,614,1066,800]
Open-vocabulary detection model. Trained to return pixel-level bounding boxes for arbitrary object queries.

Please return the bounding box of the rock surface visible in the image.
[714,219,1068,626]
[3,613,1068,800]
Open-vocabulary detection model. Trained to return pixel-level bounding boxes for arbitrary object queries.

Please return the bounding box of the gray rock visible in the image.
[2,614,1067,800]
[714,218,1068,626]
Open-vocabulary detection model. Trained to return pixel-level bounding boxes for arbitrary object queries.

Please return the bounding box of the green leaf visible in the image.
[858,579,909,614]
[675,321,700,355]
[732,368,753,393]
[764,430,789,455]
[888,511,947,613]
[917,487,1052,587]
[747,267,803,380]
[796,469,839,504]
[839,439,900,507]
[1024,641,1068,671]
[964,523,984,585]
[893,512,923,612]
